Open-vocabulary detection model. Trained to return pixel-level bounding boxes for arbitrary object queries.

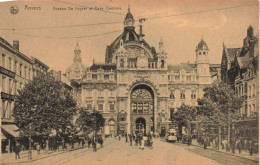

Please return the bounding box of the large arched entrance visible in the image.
[130,84,154,135]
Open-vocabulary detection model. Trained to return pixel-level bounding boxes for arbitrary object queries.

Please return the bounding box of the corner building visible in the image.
[66,8,220,136]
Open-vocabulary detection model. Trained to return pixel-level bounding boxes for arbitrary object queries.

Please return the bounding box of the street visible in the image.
[16,138,257,165]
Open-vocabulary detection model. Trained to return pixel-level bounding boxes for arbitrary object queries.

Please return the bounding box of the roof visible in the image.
[90,63,116,71]
[196,39,209,51]
[105,28,156,63]
[224,47,241,63]
[237,55,253,69]
[0,37,32,64]
[31,57,49,69]
[237,39,258,69]
[125,11,134,21]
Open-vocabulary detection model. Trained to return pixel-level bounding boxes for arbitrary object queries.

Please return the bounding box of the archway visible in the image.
[136,117,146,134]
[130,84,154,134]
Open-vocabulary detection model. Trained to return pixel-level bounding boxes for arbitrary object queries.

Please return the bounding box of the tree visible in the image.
[78,108,105,135]
[172,104,197,136]
[173,104,196,127]
[197,81,244,147]
[198,81,244,126]
[13,73,78,138]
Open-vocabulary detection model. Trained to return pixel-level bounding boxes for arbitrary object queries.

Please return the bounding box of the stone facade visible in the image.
[66,8,220,136]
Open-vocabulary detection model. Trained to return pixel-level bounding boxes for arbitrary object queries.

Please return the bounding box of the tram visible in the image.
[166,129,177,142]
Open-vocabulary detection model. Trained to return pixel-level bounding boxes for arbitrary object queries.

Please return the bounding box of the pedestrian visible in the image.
[119,134,121,141]
[187,136,191,146]
[14,144,21,159]
[88,137,92,148]
[245,139,249,152]
[249,140,253,156]
[93,141,97,152]
[81,138,85,147]
[125,133,128,143]
[139,139,144,150]
[132,133,135,141]
[203,137,207,149]
[231,139,235,153]
[36,143,41,155]
[98,137,103,148]
[129,134,132,146]
[237,139,241,154]
[135,136,138,146]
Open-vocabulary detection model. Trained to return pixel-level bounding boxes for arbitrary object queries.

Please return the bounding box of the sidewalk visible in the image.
[1,143,86,165]
[191,139,259,162]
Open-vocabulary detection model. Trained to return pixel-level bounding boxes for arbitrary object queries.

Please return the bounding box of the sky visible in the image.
[0,0,259,73]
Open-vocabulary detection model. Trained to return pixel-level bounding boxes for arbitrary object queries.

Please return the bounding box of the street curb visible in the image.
[2,146,87,165]
[190,143,259,163]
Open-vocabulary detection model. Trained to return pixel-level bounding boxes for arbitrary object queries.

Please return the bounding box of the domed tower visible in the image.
[195,38,211,84]
[124,5,135,28]
[66,42,85,80]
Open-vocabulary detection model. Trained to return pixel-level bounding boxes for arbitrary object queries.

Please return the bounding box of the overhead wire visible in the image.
[3,3,257,39]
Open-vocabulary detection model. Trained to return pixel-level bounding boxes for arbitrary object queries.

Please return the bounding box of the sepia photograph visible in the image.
[0,0,259,165]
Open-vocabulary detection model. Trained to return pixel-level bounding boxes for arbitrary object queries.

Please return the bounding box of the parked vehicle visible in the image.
[166,129,177,142]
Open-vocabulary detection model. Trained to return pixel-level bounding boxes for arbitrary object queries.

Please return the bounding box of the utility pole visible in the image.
[28,123,32,160]
[227,107,231,150]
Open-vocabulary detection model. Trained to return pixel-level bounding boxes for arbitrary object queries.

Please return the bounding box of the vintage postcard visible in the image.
[0,0,259,165]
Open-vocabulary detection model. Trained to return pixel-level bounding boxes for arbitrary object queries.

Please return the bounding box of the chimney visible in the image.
[13,40,19,51]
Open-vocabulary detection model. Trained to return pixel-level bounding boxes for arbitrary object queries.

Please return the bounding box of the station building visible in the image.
[66,8,220,136]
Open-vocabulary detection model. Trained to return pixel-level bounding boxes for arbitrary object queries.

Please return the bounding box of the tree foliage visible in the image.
[198,81,244,126]
[172,104,197,129]
[13,73,78,137]
[78,108,105,133]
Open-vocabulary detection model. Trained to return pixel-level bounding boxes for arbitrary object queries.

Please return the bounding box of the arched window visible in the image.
[120,59,124,68]
[170,91,175,99]
[161,60,165,68]
[180,91,185,99]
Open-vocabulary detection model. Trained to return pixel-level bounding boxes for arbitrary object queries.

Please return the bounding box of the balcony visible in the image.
[0,66,15,78]
[1,92,15,101]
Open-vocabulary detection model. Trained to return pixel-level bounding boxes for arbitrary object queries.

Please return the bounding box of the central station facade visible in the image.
[65,8,220,136]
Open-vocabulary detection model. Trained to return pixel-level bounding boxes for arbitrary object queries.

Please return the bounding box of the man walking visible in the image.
[36,143,41,155]
[129,134,132,146]
[125,133,128,143]
[14,144,21,159]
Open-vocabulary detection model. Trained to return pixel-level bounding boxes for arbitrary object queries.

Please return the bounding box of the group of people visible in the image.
[197,136,256,155]
[87,135,103,152]
[116,132,153,150]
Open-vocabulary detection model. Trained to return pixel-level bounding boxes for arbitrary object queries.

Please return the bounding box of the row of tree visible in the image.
[13,74,105,140]
[172,81,244,144]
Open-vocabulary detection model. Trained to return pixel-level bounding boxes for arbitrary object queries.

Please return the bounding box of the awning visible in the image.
[1,132,7,140]
[2,124,20,138]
